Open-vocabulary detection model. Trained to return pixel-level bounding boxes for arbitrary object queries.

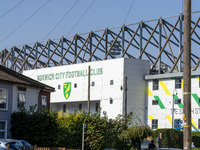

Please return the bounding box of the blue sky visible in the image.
[0,0,199,50]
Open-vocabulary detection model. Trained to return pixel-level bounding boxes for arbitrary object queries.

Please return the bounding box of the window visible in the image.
[199,98,200,103]
[95,103,99,112]
[174,119,182,129]
[63,104,66,113]
[110,80,114,85]
[41,96,47,107]
[110,98,113,104]
[78,104,82,111]
[91,82,95,87]
[152,119,158,129]
[18,91,26,111]
[175,78,181,89]
[74,83,77,88]
[198,119,200,129]
[174,99,181,104]
[58,85,61,89]
[152,100,158,105]
[153,80,159,90]
[0,88,7,110]
[0,121,7,138]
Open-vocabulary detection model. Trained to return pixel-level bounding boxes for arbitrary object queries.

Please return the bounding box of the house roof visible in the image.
[0,65,54,92]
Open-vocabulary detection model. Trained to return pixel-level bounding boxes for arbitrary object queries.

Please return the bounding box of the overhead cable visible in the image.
[43,0,80,41]
[0,0,50,44]
[0,0,24,19]
[67,0,96,35]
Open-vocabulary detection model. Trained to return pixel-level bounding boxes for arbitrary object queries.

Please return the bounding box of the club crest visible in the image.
[63,82,71,100]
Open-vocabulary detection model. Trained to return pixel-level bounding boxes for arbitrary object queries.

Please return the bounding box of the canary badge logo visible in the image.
[63,82,71,100]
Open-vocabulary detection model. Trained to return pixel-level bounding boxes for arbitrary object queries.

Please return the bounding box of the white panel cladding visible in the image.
[124,58,150,125]
[12,85,39,112]
[23,58,150,120]
[146,76,200,130]
[23,58,124,103]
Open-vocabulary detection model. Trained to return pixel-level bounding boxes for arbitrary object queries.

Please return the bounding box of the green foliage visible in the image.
[84,112,128,150]
[119,125,153,149]
[153,129,183,149]
[192,131,200,147]
[10,105,58,147]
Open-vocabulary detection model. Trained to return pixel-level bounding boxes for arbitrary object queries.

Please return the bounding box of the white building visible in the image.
[145,71,200,131]
[23,58,150,125]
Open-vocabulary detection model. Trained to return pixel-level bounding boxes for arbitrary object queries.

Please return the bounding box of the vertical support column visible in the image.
[35,41,38,69]
[11,46,15,70]
[179,13,183,72]
[158,18,162,74]
[48,39,51,67]
[89,31,93,61]
[105,28,108,58]
[139,21,143,57]
[23,45,26,70]
[61,36,64,65]
[121,25,125,57]
[75,34,78,64]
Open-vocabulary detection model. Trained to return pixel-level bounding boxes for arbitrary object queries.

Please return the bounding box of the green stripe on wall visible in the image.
[154,96,165,109]
[192,94,200,107]
[173,95,183,108]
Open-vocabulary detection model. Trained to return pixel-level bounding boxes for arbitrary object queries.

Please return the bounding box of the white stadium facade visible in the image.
[1,12,200,130]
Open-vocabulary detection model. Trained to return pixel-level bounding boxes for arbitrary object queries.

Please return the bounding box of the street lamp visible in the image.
[172,90,177,129]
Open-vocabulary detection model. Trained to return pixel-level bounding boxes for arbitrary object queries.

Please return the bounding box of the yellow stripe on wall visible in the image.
[148,115,153,121]
[166,115,172,125]
[146,86,153,96]
[191,118,198,130]
[159,81,171,95]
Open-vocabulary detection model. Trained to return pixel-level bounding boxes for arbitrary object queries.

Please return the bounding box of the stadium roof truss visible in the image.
[0,12,200,74]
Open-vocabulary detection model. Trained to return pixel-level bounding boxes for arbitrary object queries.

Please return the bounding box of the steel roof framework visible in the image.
[0,12,200,74]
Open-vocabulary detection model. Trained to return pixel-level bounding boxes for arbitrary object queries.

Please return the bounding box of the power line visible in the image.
[0,0,24,19]
[43,0,80,41]
[123,0,136,24]
[0,0,50,44]
[67,0,96,35]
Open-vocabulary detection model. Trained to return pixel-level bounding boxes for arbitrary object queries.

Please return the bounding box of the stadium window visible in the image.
[74,83,77,88]
[63,104,66,113]
[91,82,95,87]
[110,80,114,85]
[175,78,181,89]
[153,80,159,90]
[174,99,181,104]
[58,85,61,89]
[152,119,158,129]
[198,119,200,129]
[174,119,181,129]
[0,88,8,110]
[152,100,158,105]
[79,104,82,111]
[0,120,7,138]
[110,98,113,104]
[18,91,26,111]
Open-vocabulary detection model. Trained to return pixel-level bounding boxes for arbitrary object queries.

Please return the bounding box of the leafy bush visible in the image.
[153,129,183,149]
[192,131,200,147]
[10,106,58,147]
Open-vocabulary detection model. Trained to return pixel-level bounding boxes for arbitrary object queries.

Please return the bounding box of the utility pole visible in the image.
[183,0,191,150]
[88,65,91,113]
[125,76,127,123]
